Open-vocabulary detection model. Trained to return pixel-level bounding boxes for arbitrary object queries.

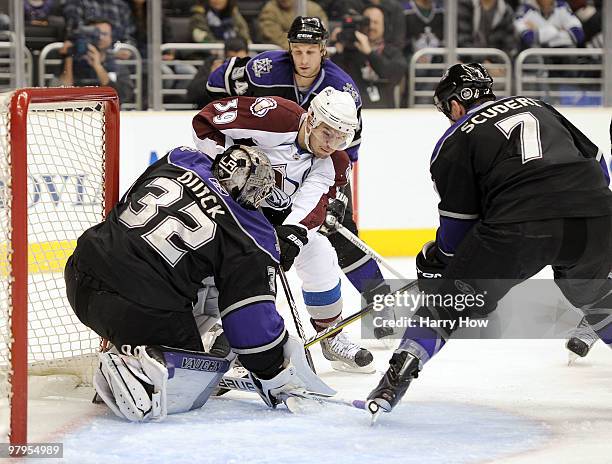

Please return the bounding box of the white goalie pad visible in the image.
[250,335,336,407]
[94,345,234,421]
[94,347,165,422]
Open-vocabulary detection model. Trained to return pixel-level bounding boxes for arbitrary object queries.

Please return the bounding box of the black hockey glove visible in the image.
[319,191,349,236]
[415,241,446,293]
[275,224,308,271]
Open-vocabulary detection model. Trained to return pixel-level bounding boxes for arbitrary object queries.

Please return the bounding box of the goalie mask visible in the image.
[434,63,496,119]
[212,145,275,209]
[305,87,358,153]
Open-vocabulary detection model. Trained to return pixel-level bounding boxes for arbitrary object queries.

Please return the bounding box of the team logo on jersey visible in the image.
[250,97,277,117]
[252,58,273,78]
[342,83,359,104]
[234,81,248,95]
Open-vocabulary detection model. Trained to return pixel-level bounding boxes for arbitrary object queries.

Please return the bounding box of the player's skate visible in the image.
[366,349,420,422]
[320,331,375,373]
[566,317,599,365]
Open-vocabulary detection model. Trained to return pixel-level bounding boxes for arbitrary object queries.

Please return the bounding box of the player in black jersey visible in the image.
[64,145,334,422]
[206,17,390,339]
[366,63,612,418]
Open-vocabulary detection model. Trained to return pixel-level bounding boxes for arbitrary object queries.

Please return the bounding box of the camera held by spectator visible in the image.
[72,25,102,61]
[337,13,370,51]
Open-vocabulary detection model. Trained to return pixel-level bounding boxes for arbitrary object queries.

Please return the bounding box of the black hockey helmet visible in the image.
[434,63,495,119]
[288,16,329,45]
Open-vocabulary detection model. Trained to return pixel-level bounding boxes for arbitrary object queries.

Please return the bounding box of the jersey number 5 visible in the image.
[119,177,216,266]
[494,112,543,164]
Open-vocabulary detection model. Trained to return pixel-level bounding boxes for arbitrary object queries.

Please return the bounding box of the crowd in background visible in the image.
[0,0,605,108]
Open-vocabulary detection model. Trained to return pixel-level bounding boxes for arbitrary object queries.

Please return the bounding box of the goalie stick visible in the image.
[217,374,367,411]
[302,278,419,348]
[335,224,408,280]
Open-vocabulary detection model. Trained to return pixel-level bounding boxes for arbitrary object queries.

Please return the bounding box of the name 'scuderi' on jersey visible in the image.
[176,171,226,219]
[460,97,543,134]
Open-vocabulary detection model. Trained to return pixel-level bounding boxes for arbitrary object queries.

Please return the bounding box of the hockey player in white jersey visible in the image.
[192,88,375,373]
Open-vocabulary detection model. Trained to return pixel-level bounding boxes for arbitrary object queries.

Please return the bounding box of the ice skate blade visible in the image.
[567,351,579,366]
[367,400,381,425]
[329,360,376,374]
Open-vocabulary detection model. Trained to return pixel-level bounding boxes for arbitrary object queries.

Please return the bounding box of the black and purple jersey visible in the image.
[72,146,286,355]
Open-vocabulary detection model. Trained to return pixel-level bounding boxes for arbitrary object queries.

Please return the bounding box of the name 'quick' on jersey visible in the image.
[431,96,612,228]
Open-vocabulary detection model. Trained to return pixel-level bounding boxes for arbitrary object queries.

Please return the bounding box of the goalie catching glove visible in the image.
[249,335,336,408]
[275,224,308,271]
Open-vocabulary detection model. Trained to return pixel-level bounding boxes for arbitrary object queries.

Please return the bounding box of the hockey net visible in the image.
[0,87,119,445]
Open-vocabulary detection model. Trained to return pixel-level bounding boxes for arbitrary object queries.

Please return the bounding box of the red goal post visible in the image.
[0,87,119,445]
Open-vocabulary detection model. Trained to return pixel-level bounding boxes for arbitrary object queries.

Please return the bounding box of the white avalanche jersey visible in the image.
[192,96,350,231]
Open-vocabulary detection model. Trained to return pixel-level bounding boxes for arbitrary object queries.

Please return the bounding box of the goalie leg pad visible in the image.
[95,349,163,422]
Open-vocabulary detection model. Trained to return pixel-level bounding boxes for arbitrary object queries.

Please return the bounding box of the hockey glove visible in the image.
[319,191,349,236]
[415,241,446,293]
[275,224,308,271]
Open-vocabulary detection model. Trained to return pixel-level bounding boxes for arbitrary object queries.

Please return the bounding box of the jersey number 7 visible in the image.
[495,112,543,164]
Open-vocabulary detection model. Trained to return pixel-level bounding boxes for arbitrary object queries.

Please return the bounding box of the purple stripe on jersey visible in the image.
[430,111,473,165]
[208,59,229,89]
[569,27,584,45]
[599,156,610,186]
[346,145,359,163]
[345,258,384,293]
[437,216,478,256]
[222,301,285,350]
[169,148,280,262]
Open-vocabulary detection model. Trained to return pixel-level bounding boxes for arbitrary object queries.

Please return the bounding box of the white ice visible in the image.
[3,259,612,464]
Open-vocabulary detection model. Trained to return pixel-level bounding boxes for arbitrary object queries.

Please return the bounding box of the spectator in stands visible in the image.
[457,0,516,77]
[368,0,406,49]
[190,0,250,44]
[332,4,407,108]
[130,0,148,56]
[514,0,584,50]
[402,0,444,60]
[59,18,134,104]
[402,0,444,105]
[25,0,54,25]
[63,0,136,58]
[569,0,602,48]
[186,36,249,108]
[258,0,328,49]
[317,0,365,22]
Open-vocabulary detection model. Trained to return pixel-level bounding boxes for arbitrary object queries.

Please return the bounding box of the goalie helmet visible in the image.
[434,63,495,119]
[212,145,275,209]
[305,87,358,152]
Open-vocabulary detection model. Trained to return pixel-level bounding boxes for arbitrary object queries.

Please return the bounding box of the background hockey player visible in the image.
[367,63,612,417]
[64,145,333,422]
[192,89,375,373]
[204,17,390,337]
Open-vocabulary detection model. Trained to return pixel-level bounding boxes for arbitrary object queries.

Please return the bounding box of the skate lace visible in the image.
[328,333,361,359]
[572,318,599,345]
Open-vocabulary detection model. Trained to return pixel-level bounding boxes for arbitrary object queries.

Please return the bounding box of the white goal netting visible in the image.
[0,92,111,397]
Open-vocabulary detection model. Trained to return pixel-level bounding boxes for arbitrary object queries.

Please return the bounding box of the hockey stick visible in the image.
[302,278,419,349]
[217,374,366,411]
[277,266,317,373]
[335,224,407,280]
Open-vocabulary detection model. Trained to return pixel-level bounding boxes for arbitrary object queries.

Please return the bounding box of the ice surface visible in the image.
[2,259,612,464]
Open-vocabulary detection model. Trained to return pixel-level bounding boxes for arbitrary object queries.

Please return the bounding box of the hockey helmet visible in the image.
[305,87,358,152]
[212,145,275,209]
[434,63,496,119]
[288,16,329,45]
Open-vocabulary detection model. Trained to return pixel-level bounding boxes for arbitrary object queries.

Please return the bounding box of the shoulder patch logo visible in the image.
[342,83,360,103]
[250,97,278,117]
[252,57,273,78]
